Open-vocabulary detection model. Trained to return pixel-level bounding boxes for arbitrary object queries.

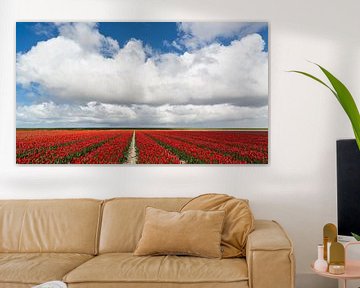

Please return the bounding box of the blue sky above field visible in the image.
[16,22,269,128]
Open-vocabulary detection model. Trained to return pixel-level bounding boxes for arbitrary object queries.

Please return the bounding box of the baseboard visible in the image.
[296,273,337,288]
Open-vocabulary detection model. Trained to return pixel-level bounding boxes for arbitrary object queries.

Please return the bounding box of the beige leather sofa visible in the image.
[0,198,295,288]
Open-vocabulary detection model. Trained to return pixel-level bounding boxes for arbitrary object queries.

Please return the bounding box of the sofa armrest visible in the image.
[246,220,295,288]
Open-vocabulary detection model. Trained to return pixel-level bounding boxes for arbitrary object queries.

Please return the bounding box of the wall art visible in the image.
[16,22,269,164]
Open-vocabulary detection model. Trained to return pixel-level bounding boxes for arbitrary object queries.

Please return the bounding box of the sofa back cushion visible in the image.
[0,199,102,254]
[181,194,254,258]
[99,198,189,253]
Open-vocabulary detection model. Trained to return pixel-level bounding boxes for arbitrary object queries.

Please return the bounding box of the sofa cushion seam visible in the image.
[62,256,95,282]
[94,201,104,255]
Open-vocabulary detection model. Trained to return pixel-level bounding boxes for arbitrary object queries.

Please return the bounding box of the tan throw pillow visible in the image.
[181,194,254,258]
[134,207,225,258]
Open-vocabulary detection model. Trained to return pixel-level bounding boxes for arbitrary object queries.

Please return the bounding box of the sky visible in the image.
[16,22,269,128]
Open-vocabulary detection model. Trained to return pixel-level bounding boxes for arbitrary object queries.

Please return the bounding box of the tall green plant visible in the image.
[289,63,360,151]
[352,232,360,241]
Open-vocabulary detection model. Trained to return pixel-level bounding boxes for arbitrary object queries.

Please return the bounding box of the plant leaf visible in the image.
[316,64,360,150]
[289,64,360,150]
[288,70,337,99]
[351,232,360,241]
[353,127,360,150]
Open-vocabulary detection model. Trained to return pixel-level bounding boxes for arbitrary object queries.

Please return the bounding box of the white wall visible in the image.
[1,0,359,287]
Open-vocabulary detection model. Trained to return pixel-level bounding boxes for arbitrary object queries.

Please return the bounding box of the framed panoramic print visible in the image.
[16,22,269,164]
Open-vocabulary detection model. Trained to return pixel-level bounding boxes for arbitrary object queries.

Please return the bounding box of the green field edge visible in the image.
[16,127,268,131]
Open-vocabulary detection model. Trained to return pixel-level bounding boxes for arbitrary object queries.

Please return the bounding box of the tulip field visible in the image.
[16,129,268,164]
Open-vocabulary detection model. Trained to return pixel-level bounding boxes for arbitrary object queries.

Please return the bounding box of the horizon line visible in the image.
[16,127,269,130]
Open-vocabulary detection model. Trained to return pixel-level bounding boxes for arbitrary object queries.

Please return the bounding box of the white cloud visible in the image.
[31,23,57,37]
[171,40,182,50]
[16,22,268,127]
[177,22,267,49]
[56,22,120,56]
[17,28,267,107]
[16,102,268,128]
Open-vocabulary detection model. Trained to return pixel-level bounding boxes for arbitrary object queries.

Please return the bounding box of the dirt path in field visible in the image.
[126,131,137,164]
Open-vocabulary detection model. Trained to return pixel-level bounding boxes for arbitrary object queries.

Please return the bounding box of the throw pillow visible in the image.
[134,207,225,258]
[181,193,254,258]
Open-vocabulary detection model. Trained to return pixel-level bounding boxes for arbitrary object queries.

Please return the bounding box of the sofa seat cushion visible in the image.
[64,253,248,285]
[0,253,93,285]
